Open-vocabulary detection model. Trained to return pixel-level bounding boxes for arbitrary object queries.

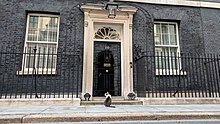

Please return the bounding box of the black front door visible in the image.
[93,42,121,96]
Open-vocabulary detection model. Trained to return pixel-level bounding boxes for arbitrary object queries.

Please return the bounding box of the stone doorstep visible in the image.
[81,96,143,106]
[80,100,143,106]
[1,112,220,123]
[92,96,125,101]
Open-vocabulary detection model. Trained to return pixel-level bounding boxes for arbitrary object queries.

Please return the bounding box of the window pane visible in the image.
[169,24,176,35]
[155,55,162,69]
[37,54,57,69]
[155,47,169,54]
[28,16,38,41]
[155,49,162,69]
[170,48,178,69]
[25,43,57,69]
[26,43,36,53]
[48,31,57,42]
[154,22,179,71]
[154,23,162,45]
[170,34,177,45]
[156,55,170,69]
[48,44,57,54]
[25,56,34,68]
[27,16,59,42]
[155,47,169,69]
[38,30,47,41]
[37,56,45,68]
[161,24,168,33]
[155,47,162,54]
[154,33,161,45]
[162,34,169,45]
[48,17,58,42]
[154,23,161,34]
[27,30,38,41]
[36,43,56,54]
[26,43,40,69]
[170,47,178,54]
[37,44,47,54]
[47,56,57,68]
[29,16,38,28]
[155,47,179,70]
[38,17,50,41]
[49,17,58,31]
[25,14,59,70]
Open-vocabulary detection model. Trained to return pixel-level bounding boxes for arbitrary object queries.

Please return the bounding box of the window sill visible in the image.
[156,69,187,76]
[17,69,56,75]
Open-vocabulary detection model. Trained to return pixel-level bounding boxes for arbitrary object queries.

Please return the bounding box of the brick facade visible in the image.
[0,0,220,97]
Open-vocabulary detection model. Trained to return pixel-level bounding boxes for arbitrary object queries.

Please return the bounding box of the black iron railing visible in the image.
[0,47,82,99]
[135,52,220,98]
[1,48,220,99]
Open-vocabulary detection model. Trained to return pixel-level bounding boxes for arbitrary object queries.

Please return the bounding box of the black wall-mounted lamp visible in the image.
[105,1,118,18]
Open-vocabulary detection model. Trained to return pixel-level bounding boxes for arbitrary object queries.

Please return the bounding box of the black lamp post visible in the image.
[105,2,118,18]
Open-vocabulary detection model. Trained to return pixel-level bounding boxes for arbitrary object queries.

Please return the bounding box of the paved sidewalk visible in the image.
[0,104,220,123]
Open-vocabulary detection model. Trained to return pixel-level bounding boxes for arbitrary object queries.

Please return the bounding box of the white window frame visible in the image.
[154,21,184,75]
[20,13,60,75]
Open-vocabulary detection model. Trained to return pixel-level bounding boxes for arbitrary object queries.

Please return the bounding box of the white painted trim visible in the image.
[154,21,183,75]
[93,22,123,97]
[17,69,56,75]
[22,13,60,73]
[154,21,180,51]
[156,69,187,75]
[116,0,220,9]
[94,39,121,42]
[81,4,137,98]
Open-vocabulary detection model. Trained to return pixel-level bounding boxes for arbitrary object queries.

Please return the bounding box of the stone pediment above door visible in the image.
[80,2,137,19]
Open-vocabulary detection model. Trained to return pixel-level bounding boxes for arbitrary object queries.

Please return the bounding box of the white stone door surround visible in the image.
[80,3,137,98]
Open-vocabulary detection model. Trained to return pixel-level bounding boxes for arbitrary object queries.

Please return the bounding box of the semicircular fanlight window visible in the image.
[94,27,120,40]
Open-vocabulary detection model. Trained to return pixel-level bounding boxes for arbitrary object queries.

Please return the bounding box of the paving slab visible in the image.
[0,106,49,115]
[0,104,220,123]
[41,106,86,114]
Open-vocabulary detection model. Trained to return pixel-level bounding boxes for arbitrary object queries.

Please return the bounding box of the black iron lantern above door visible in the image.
[105,1,118,18]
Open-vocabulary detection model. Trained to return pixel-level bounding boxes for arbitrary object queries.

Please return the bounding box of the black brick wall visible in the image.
[0,0,220,97]
[1,1,219,64]
[201,8,220,54]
